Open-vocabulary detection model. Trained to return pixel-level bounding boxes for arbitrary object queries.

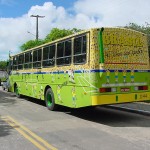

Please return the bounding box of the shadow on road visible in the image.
[7,92,149,128]
[19,95,150,128]
[0,90,17,106]
[23,96,46,107]
[58,106,150,128]
[0,117,13,137]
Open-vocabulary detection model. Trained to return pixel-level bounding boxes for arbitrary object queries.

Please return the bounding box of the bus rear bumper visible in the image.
[91,92,150,106]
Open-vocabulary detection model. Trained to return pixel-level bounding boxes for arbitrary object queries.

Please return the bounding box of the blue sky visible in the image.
[0,0,150,60]
[0,0,76,17]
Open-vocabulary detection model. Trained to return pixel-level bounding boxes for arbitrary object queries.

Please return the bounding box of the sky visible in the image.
[0,0,150,60]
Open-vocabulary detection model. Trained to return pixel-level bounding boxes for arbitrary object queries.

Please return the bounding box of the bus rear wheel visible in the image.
[45,88,57,111]
[15,85,21,98]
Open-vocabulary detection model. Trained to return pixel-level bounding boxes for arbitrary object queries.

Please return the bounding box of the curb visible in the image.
[106,105,150,116]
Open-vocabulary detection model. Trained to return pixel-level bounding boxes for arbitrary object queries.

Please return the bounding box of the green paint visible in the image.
[99,28,104,63]
[8,28,150,109]
[116,95,118,102]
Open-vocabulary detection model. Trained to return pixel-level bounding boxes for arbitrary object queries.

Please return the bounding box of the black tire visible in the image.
[2,87,5,91]
[45,88,57,111]
[15,85,21,98]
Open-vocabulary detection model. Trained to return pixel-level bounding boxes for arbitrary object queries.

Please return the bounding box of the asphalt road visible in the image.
[0,87,150,150]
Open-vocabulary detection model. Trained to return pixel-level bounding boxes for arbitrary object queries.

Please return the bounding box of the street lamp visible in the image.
[30,15,45,41]
[27,31,36,37]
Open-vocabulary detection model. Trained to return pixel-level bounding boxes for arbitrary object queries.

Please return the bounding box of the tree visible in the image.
[20,40,44,51]
[0,60,7,70]
[125,22,150,34]
[125,22,150,45]
[20,28,82,51]
[45,28,82,42]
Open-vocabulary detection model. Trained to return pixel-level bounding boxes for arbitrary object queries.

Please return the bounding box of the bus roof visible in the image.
[11,27,146,57]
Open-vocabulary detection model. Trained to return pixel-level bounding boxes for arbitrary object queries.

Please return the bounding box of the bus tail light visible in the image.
[134,86,148,91]
[99,87,117,93]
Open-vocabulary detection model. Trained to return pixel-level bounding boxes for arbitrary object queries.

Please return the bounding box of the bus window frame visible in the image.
[33,48,42,69]
[24,51,33,69]
[18,54,24,70]
[73,34,87,65]
[56,38,72,67]
[13,55,18,70]
[42,44,56,68]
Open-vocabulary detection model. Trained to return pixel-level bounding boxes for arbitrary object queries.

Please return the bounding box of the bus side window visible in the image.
[43,44,55,67]
[43,46,49,67]
[57,42,64,65]
[33,49,42,68]
[56,40,72,66]
[73,35,87,64]
[64,40,71,65]
[25,52,32,69]
[13,56,18,70]
[18,54,24,70]
[49,45,55,66]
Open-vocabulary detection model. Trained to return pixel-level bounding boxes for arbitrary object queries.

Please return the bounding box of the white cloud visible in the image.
[74,0,150,26]
[0,0,150,60]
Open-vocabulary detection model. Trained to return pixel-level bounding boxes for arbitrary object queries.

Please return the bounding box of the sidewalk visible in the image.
[109,102,150,116]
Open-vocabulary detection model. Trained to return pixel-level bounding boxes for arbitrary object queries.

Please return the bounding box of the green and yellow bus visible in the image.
[8,27,150,110]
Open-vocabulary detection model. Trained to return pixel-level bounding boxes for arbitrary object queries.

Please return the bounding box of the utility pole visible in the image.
[30,15,45,40]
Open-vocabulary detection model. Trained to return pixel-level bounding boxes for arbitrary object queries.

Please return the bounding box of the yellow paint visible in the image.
[2,116,58,150]
[92,92,150,105]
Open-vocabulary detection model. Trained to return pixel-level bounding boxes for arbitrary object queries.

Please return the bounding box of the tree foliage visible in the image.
[125,22,150,34]
[20,40,44,51]
[125,22,150,46]
[20,28,82,51]
[45,28,81,42]
[0,60,7,70]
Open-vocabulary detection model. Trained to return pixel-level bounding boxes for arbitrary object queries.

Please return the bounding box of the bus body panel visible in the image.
[8,27,150,109]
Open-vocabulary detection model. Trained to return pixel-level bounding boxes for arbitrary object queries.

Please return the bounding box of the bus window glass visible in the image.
[65,40,71,56]
[57,42,64,65]
[49,45,55,66]
[74,37,82,55]
[74,35,87,64]
[43,45,55,67]
[64,40,71,64]
[38,49,41,61]
[57,42,64,58]
[33,49,41,68]
[25,52,29,63]
[49,45,55,59]
[83,35,87,53]
[13,56,18,70]
[18,54,24,70]
[24,52,32,69]
[43,46,49,60]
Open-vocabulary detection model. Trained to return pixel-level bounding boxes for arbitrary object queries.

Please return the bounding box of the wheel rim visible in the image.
[47,93,52,107]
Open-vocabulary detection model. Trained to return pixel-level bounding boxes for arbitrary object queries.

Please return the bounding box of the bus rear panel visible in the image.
[90,28,150,106]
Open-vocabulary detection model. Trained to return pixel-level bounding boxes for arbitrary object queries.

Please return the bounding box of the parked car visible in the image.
[2,79,10,92]
[0,71,8,86]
